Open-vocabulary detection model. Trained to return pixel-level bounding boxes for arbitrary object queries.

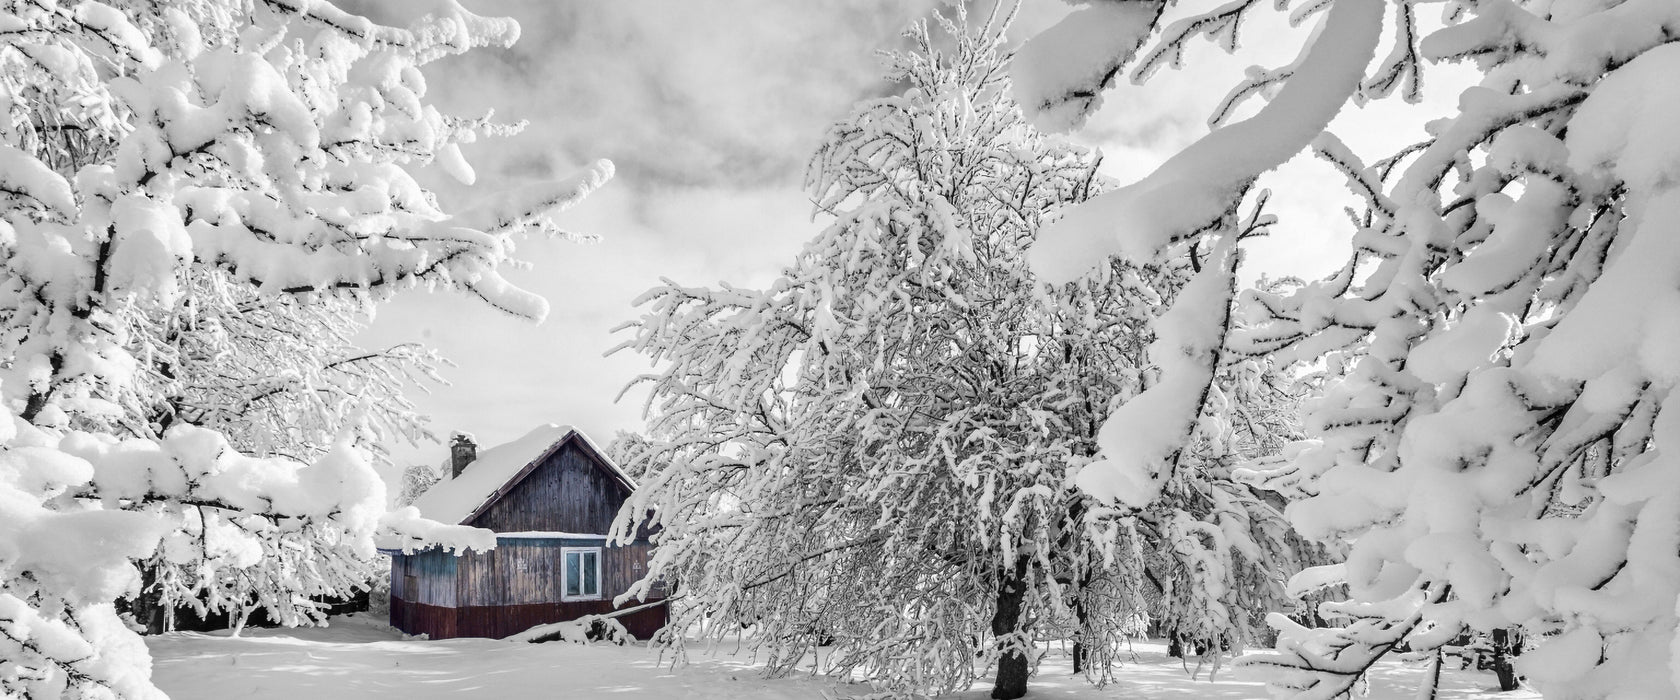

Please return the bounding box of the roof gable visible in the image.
[412,424,636,525]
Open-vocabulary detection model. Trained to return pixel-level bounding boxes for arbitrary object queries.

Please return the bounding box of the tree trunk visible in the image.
[1491,628,1520,691]
[231,605,253,637]
[135,562,172,635]
[1417,648,1442,700]
[1059,500,1095,677]
[1070,573,1091,675]
[990,557,1031,700]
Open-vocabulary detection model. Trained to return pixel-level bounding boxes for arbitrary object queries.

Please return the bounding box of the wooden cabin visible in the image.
[383,425,667,640]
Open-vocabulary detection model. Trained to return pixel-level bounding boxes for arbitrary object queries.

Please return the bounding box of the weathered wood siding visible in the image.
[458,539,563,607]
[468,440,625,534]
[456,537,657,607]
[391,549,457,608]
[391,600,458,638]
[393,599,665,641]
[605,541,658,597]
[453,601,669,640]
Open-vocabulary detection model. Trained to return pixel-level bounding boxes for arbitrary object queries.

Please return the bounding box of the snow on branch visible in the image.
[378,506,496,555]
[1009,0,1165,134]
[1075,233,1239,508]
[1134,0,1268,85]
[1026,0,1384,285]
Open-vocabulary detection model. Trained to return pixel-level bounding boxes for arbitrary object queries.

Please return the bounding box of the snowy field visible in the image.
[148,615,1536,699]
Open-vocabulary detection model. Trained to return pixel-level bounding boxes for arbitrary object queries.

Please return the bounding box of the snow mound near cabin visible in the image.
[507,615,629,645]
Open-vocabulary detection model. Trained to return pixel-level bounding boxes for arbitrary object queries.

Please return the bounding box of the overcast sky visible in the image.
[359,0,1473,484]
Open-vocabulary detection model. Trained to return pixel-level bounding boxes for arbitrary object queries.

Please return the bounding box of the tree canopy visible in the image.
[614,9,1320,697]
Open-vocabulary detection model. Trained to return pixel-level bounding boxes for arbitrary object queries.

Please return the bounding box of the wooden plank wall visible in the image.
[502,541,563,604]
[389,551,457,635]
[458,540,565,606]
[395,598,664,641]
[468,441,625,534]
[605,541,659,598]
[401,548,458,608]
[456,538,662,608]
[451,600,668,640]
[391,600,458,638]
[456,546,496,607]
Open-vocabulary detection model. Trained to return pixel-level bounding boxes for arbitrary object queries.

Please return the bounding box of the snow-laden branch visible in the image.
[1026,0,1384,285]
[1074,233,1238,508]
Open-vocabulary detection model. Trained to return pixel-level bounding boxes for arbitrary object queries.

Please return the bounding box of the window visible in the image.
[562,547,602,601]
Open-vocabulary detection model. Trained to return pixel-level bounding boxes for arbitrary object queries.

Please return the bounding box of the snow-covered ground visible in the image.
[148,614,1537,699]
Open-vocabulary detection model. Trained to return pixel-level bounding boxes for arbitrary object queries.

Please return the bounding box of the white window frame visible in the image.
[561,546,603,601]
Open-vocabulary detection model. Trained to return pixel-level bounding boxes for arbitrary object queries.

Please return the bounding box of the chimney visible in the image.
[450,432,478,479]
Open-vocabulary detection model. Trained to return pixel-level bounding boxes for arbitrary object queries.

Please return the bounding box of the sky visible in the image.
[358,0,1474,484]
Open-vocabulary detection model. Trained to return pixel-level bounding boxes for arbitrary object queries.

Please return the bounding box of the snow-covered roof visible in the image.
[411,424,637,526]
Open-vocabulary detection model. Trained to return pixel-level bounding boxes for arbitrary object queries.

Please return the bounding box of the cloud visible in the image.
[408,0,941,191]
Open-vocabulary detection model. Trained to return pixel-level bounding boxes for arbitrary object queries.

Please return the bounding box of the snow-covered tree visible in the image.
[613,9,1318,698]
[120,272,456,633]
[603,429,655,481]
[1149,349,1337,665]
[396,458,445,507]
[131,268,450,467]
[0,407,350,698]
[0,398,493,698]
[1012,0,1680,697]
[0,0,600,695]
[1,0,609,431]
